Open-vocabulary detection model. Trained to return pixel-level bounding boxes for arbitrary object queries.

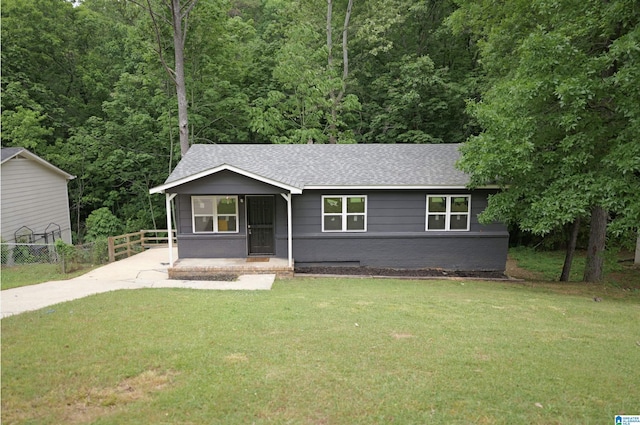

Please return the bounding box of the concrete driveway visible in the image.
[1,248,275,318]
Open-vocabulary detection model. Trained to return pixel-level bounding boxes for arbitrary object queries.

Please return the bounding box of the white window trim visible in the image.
[426,195,471,231]
[192,196,239,233]
[322,195,367,232]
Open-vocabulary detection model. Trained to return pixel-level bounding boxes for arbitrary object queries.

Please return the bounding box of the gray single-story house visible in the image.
[150,143,509,272]
[1,147,75,245]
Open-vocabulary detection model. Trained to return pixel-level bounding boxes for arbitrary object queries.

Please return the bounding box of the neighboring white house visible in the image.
[1,147,75,244]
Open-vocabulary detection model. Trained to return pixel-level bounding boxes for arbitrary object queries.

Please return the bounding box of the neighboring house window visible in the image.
[192,196,238,233]
[322,195,367,232]
[426,195,470,231]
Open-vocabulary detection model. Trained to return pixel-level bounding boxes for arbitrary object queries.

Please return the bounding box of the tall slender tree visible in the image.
[249,0,360,144]
[349,0,476,144]
[134,0,198,156]
[326,0,354,143]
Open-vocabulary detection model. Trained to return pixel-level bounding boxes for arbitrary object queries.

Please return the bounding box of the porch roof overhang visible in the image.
[149,163,303,195]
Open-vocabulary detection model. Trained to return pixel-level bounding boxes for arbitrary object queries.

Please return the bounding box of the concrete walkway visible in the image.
[1,248,275,318]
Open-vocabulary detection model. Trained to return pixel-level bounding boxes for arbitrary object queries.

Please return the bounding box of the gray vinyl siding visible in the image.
[0,158,73,244]
[290,190,508,271]
[175,192,290,259]
[173,171,291,257]
[172,174,508,271]
[176,194,248,258]
[293,234,508,270]
[291,190,504,234]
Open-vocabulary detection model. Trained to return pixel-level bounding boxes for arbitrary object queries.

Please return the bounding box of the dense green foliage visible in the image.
[84,207,123,241]
[1,0,477,239]
[1,0,637,260]
[451,0,640,280]
[454,0,640,235]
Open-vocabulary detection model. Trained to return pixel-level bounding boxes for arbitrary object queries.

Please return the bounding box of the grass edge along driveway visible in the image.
[2,277,639,425]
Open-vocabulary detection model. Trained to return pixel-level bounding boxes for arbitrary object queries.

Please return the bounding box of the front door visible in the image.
[246,195,275,255]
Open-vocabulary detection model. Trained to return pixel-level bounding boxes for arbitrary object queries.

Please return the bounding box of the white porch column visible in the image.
[166,193,177,267]
[280,193,293,268]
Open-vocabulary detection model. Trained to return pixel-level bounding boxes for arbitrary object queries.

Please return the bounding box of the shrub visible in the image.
[55,240,77,273]
[91,238,109,264]
[13,245,33,264]
[85,208,123,241]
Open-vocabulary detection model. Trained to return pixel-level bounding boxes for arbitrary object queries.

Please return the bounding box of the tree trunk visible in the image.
[559,217,580,282]
[635,232,640,266]
[341,0,352,87]
[326,0,336,144]
[171,0,190,156]
[140,0,196,156]
[583,206,608,282]
[326,0,353,144]
[326,0,333,68]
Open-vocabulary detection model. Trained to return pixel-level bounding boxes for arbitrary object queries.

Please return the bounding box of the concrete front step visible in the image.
[168,257,294,279]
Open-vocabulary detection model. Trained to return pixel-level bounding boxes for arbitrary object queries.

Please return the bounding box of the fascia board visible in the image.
[303,185,469,190]
[302,184,502,190]
[149,164,303,194]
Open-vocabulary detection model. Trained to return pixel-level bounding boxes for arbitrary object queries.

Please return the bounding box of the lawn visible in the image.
[1,263,98,290]
[2,276,639,424]
[507,247,640,294]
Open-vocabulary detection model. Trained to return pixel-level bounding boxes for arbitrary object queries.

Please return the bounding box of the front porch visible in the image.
[168,257,294,279]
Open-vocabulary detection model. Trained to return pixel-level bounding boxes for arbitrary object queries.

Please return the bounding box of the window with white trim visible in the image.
[192,196,238,233]
[322,195,367,232]
[426,195,470,231]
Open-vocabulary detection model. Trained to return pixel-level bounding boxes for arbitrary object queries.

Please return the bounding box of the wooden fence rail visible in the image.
[107,229,177,262]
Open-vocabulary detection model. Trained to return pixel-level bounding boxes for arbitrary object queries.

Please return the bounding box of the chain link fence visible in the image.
[1,241,108,271]
[1,243,57,266]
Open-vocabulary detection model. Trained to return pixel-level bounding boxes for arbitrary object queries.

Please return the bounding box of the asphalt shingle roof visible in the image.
[160,143,469,191]
[1,147,25,163]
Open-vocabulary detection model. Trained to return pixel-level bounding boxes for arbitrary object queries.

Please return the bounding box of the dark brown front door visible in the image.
[246,195,275,255]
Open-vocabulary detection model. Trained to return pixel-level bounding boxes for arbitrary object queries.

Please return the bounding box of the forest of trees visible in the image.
[2,0,639,280]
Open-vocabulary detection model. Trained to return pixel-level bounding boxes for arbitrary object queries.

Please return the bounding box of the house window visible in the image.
[192,196,238,233]
[426,195,470,231]
[322,195,367,232]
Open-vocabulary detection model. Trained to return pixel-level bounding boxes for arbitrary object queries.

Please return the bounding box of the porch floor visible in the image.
[169,257,294,279]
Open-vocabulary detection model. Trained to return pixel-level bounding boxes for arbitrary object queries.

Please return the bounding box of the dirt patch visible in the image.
[505,256,543,281]
[224,353,249,363]
[64,369,177,424]
[295,266,508,280]
[391,332,414,339]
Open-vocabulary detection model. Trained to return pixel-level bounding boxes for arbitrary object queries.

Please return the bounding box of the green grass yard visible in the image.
[2,277,639,424]
[1,263,98,290]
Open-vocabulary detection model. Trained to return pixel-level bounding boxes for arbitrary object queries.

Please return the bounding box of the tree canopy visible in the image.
[2,0,476,239]
[452,0,640,280]
[1,0,637,276]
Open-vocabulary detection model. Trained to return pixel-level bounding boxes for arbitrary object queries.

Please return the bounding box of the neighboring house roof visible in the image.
[151,143,471,194]
[1,147,24,162]
[1,147,75,180]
